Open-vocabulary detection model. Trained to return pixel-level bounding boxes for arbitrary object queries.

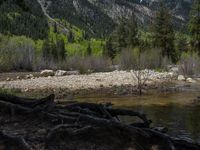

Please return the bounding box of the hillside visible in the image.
[44,0,193,37]
[0,0,49,39]
[0,0,194,39]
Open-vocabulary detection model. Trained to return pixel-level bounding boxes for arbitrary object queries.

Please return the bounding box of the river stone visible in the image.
[186,78,196,83]
[25,74,34,79]
[65,70,80,75]
[55,70,67,76]
[177,75,185,81]
[41,69,54,77]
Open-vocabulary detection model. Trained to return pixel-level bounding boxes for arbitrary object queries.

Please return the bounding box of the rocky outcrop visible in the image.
[41,0,193,37]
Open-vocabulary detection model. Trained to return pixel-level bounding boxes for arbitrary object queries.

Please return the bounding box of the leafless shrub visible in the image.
[61,56,111,74]
[119,48,172,71]
[119,48,136,70]
[178,52,200,78]
[0,37,35,71]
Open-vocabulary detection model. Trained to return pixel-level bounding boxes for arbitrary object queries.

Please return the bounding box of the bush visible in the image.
[65,56,111,74]
[0,36,35,71]
[178,52,200,77]
[119,48,172,70]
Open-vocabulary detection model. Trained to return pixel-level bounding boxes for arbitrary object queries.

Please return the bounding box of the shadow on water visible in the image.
[76,88,200,143]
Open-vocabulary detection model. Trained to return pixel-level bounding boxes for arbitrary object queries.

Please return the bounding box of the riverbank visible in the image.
[0,70,198,98]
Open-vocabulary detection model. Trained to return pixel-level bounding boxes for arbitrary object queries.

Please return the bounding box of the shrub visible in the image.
[178,52,200,77]
[0,36,35,71]
[65,56,111,74]
[119,48,172,70]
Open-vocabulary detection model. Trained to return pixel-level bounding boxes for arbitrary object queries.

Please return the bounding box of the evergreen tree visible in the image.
[151,0,176,63]
[57,38,66,60]
[115,18,128,50]
[189,0,200,54]
[87,43,92,56]
[104,37,116,62]
[176,36,188,53]
[126,15,139,47]
[53,22,58,33]
[42,39,51,62]
[68,30,74,43]
[50,39,58,61]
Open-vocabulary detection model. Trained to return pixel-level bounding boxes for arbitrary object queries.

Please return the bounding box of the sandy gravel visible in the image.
[0,70,175,92]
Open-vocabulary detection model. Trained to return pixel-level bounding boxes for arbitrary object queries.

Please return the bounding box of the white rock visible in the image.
[65,70,79,75]
[169,66,179,73]
[55,70,67,76]
[16,76,21,80]
[186,78,196,83]
[40,69,54,77]
[177,75,185,81]
[25,74,34,79]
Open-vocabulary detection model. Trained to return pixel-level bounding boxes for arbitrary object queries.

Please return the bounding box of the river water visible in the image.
[76,84,200,143]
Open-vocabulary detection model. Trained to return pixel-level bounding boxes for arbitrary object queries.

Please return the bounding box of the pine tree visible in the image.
[189,0,200,54]
[42,39,51,61]
[87,43,92,56]
[68,30,74,43]
[57,38,66,60]
[115,18,128,50]
[176,36,188,53]
[151,0,177,63]
[126,15,139,47]
[53,22,58,33]
[104,37,116,62]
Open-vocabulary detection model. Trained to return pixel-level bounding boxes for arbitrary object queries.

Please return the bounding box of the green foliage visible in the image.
[42,33,67,63]
[115,18,129,49]
[86,43,92,56]
[178,51,200,76]
[189,0,200,54]
[48,0,116,38]
[0,0,49,39]
[112,16,140,50]
[175,32,189,54]
[103,37,116,61]
[0,35,36,71]
[151,1,177,63]
[126,15,140,47]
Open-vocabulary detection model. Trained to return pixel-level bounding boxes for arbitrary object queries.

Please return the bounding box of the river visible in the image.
[76,84,200,143]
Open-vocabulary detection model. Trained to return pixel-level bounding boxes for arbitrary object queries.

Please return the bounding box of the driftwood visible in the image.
[0,93,200,150]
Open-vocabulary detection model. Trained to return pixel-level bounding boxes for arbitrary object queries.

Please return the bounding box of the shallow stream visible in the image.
[76,83,200,143]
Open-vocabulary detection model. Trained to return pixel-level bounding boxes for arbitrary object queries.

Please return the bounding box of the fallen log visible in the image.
[0,131,31,150]
[0,93,200,150]
[0,93,55,109]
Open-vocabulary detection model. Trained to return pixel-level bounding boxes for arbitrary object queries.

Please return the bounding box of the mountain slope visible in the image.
[0,0,194,39]
[44,0,193,37]
[0,0,49,39]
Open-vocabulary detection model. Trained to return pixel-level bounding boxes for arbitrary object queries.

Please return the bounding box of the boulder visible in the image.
[65,71,80,75]
[177,75,185,81]
[40,70,54,77]
[186,78,196,83]
[55,70,67,76]
[25,74,34,79]
[6,78,10,81]
[169,66,179,74]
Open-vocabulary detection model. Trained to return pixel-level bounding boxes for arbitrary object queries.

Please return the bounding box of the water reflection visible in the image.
[76,90,200,142]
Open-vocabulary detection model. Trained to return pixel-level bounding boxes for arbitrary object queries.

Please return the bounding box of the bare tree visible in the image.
[131,52,151,96]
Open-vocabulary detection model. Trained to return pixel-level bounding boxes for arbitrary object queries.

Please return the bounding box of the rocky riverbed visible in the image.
[0,70,198,97]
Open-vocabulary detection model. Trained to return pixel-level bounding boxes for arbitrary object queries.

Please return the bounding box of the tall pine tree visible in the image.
[189,0,200,54]
[151,0,177,63]
[115,18,128,49]
[104,37,116,63]
[126,15,139,48]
